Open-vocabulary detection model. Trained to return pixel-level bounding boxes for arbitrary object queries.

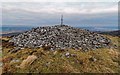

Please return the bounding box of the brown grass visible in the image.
[1,35,120,73]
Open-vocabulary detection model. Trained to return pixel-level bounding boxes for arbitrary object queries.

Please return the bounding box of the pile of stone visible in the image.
[9,25,111,51]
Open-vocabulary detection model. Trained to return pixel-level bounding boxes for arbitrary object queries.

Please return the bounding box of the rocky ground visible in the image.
[9,25,111,52]
[1,27,120,73]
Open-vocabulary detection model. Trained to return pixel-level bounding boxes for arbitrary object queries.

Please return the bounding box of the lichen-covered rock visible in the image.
[9,25,111,51]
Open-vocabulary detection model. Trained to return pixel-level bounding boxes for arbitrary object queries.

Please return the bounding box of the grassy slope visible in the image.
[2,35,120,73]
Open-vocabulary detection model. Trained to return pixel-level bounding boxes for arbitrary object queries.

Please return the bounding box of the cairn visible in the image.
[9,25,111,51]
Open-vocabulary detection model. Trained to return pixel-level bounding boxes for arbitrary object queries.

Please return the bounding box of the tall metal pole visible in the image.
[61,15,63,25]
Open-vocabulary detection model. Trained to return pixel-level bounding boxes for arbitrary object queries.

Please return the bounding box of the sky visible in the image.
[0,1,119,27]
[0,0,119,2]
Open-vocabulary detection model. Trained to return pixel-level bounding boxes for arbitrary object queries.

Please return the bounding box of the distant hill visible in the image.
[96,30,120,36]
[1,32,22,37]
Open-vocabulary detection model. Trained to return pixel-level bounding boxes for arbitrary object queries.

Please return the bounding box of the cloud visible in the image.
[0,0,119,2]
[2,2,118,14]
[1,2,118,27]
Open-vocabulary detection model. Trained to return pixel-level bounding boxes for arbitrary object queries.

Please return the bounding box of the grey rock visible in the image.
[10,47,21,53]
[0,62,3,67]
[65,52,70,56]
[89,57,97,62]
[10,59,20,63]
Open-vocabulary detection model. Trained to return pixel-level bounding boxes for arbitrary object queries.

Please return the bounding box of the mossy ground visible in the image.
[1,35,120,73]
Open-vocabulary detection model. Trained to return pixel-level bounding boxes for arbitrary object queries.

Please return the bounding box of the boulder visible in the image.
[19,55,37,69]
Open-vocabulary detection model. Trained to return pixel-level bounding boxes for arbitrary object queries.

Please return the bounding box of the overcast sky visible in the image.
[1,2,118,27]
